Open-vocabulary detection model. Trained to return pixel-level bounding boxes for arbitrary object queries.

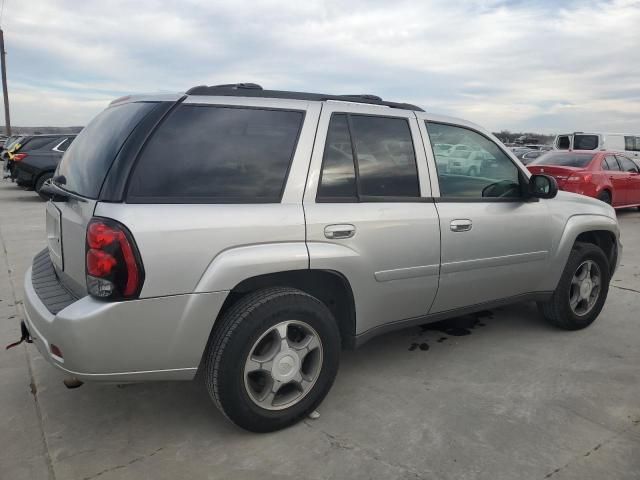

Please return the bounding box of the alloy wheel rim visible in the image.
[243,320,323,411]
[569,260,601,316]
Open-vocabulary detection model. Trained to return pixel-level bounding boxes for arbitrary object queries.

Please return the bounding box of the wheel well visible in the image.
[575,230,617,274]
[35,170,54,187]
[218,270,356,349]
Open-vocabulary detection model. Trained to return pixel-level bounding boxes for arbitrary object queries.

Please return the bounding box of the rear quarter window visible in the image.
[127,105,304,203]
[56,102,158,198]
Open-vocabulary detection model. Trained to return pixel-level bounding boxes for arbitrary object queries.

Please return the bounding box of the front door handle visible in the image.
[450,219,472,232]
[324,224,356,239]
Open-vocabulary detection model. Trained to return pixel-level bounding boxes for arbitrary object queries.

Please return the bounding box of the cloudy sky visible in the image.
[4,0,640,132]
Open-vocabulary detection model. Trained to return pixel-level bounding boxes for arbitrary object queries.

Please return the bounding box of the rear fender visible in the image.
[194,242,309,293]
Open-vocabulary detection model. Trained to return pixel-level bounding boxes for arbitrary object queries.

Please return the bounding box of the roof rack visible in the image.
[185,83,424,112]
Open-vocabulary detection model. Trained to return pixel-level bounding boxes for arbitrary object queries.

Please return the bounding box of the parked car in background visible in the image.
[554,132,640,161]
[23,84,620,433]
[511,147,534,160]
[527,150,640,209]
[2,135,27,179]
[447,149,496,176]
[521,150,545,164]
[10,135,76,197]
[433,143,453,156]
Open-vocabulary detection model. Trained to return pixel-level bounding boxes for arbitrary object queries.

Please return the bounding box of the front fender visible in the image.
[194,242,309,293]
[544,214,620,291]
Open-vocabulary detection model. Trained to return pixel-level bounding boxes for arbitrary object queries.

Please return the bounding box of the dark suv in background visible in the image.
[9,134,76,198]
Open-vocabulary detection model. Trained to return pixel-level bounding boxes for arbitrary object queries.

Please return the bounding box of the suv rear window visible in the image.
[56,102,158,198]
[127,105,304,203]
[530,152,595,167]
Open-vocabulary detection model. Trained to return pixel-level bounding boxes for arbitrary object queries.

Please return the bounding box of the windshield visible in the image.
[56,102,157,198]
[530,152,595,168]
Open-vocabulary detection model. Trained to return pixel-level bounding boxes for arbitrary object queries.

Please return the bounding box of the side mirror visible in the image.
[528,174,558,199]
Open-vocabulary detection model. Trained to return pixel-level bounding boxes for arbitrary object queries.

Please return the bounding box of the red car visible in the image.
[527,150,640,209]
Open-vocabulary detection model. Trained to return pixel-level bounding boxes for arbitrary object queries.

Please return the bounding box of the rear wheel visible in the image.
[35,172,53,200]
[538,242,610,330]
[204,287,340,432]
[597,190,611,205]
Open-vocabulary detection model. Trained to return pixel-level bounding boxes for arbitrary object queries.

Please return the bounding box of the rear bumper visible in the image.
[23,258,229,382]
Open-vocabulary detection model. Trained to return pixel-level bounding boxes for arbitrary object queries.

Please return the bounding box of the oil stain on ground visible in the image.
[408,310,493,351]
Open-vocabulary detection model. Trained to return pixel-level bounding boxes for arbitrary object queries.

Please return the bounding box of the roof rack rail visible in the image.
[184,84,423,111]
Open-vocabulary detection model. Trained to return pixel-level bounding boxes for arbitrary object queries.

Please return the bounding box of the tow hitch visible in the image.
[5,321,33,350]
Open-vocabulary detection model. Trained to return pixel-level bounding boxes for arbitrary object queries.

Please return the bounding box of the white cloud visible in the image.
[2,0,640,132]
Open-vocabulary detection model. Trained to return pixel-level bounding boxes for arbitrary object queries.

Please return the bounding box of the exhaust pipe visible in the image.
[63,377,83,389]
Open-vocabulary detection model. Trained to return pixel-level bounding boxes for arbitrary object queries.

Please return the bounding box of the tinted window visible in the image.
[317,114,357,198]
[55,138,71,152]
[557,136,570,149]
[57,102,157,198]
[128,105,303,202]
[603,156,620,171]
[21,136,59,151]
[625,136,635,151]
[616,156,639,173]
[426,122,521,198]
[349,115,419,197]
[530,152,595,167]
[573,134,599,150]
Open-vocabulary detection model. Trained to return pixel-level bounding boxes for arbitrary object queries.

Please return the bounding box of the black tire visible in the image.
[204,287,340,432]
[597,191,611,205]
[537,242,610,330]
[35,172,53,200]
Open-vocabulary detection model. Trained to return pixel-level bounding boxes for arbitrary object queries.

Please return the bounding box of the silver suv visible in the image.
[22,84,621,432]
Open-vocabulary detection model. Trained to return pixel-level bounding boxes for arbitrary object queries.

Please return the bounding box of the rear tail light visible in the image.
[567,173,592,182]
[13,153,27,162]
[85,218,144,300]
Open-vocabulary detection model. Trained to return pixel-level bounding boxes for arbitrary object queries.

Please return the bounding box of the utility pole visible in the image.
[0,28,10,136]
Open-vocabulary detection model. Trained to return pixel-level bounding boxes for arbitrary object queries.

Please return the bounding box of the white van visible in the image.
[554,132,640,159]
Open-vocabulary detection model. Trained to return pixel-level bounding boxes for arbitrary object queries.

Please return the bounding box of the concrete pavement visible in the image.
[1,179,639,479]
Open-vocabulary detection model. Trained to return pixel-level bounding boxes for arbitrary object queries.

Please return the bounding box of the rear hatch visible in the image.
[46,101,162,297]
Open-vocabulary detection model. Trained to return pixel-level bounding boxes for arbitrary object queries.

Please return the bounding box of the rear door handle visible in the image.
[450,219,472,232]
[324,224,356,239]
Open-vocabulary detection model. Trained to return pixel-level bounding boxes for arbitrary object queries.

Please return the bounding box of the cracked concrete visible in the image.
[1,180,640,479]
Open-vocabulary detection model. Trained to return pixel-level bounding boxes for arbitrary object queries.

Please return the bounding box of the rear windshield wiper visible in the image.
[40,176,88,203]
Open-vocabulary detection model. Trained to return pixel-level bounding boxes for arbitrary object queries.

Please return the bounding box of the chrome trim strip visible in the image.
[441,250,549,274]
[374,264,440,282]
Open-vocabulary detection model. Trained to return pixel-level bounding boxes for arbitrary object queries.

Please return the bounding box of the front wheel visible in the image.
[204,287,340,432]
[538,242,610,330]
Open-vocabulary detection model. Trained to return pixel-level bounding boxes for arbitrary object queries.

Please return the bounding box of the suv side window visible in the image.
[22,136,58,151]
[557,136,570,149]
[317,114,357,199]
[624,136,640,152]
[616,155,639,173]
[426,122,521,199]
[128,105,304,203]
[317,113,420,200]
[603,155,620,171]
